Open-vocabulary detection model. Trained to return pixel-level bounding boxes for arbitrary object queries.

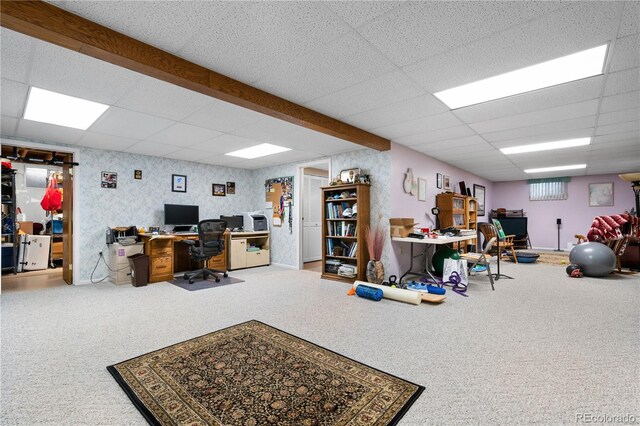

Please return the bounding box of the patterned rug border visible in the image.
[107,320,425,426]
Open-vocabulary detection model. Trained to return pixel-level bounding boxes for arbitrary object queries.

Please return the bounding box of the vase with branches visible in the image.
[365,223,385,284]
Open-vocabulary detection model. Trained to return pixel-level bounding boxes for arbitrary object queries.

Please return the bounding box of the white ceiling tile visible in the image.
[178,2,350,84]
[51,0,213,53]
[0,29,35,83]
[115,76,213,121]
[253,32,396,104]
[604,68,640,97]
[414,135,487,152]
[199,155,245,168]
[16,119,84,145]
[29,38,141,106]
[453,76,603,124]
[596,120,639,135]
[609,33,640,73]
[305,70,425,118]
[593,131,639,145]
[469,99,599,134]
[0,79,28,118]
[164,149,214,163]
[125,141,179,157]
[394,125,476,146]
[1,116,19,137]
[263,149,322,164]
[619,0,640,37]
[599,91,640,113]
[341,94,449,130]
[371,112,463,139]
[507,150,590,168]
[280,127,360,155]
[590,139,639,151]
[231,116,307,145]
[403,2,616,91]
[146,123,222,148]
[89,107,173,140]
[191,134,260,155]
[358,1,563,67]
[597,108,639,126]
[482,116,596,143]
[182,99,263,133]
[77,132,139,152]
[324,1,402,28]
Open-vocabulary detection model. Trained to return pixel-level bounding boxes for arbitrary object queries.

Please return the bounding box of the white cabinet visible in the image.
[108,242,144,285]
[230,238,247,270]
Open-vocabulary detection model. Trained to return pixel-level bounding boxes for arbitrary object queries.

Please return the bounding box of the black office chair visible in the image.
[182,219,228,284]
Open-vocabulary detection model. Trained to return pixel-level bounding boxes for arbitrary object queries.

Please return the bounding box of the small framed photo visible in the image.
[436,173,442,189]
[340,168,361,184]
[226,182,235,194]
[212,183,226,196]
[172,174,187,192]
[134,170,142,180]
[589,182,614,206]
[474,184,486,216]
[418,178,427,201]
[443,175,451,191]
[101,171,117,189]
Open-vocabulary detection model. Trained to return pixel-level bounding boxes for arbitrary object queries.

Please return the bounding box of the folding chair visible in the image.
[460,237,496,290]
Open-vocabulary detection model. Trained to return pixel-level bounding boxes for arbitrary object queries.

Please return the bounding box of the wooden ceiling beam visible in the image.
[0,1,391,151]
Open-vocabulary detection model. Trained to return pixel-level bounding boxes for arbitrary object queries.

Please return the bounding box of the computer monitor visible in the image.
[164,204,199,228]
[220,215,243,231]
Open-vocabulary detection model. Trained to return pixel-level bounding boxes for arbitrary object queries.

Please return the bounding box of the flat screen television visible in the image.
[220,215,243,231]
[164,204,199,226]
[498,217,528,238]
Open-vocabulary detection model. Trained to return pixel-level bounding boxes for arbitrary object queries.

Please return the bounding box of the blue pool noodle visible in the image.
[355,284,384,301]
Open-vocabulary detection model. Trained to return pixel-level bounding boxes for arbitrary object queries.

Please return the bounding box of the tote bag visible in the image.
[40,179,62,211]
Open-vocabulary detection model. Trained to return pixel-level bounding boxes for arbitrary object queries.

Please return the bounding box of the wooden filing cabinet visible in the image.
[228,232,270,270]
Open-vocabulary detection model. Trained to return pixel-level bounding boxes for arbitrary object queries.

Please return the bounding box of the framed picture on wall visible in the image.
[443,175,451,191]
[436,173,442,189]
[172,174,187,192]
[418,178,427,201]
[226,182,235,194]
[474,184,486,216]
[589,182,614,206]
[101,171,117,189]
[212,183,226,196]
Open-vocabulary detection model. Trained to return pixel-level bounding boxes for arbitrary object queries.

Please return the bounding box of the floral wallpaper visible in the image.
[75,147,255,282]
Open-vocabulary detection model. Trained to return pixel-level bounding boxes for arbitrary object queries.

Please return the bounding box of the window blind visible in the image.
[528,177,570,201]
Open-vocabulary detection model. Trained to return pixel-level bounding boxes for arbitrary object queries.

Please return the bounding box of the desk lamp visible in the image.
[618,172,640,215]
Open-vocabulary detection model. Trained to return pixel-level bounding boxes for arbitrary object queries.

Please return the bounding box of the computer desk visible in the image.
[392,234,477,284]
[139,232,227,283]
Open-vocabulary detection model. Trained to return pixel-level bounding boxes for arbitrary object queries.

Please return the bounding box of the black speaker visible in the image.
[557,218,562,225]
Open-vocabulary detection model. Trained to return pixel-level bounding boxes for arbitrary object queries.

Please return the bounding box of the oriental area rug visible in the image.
[108,320,424,426]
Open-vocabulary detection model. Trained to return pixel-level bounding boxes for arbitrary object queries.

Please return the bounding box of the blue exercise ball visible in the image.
[569,242,616,277]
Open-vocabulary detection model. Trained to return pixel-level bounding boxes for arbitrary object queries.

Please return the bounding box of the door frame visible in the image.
[1,137,79,285]
[295,158,331,270]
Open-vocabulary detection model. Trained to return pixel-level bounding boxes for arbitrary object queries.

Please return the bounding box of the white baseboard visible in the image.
[270,262,299,270]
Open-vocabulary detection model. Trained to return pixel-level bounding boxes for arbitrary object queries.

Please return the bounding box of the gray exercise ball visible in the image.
[569,242,616,277]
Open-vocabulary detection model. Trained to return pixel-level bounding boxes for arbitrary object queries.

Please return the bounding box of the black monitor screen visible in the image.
[220,215,243,230]
[164,204,199,225]
[498,217,528,238]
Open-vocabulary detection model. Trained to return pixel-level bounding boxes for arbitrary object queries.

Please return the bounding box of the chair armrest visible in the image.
[181,240,196,246]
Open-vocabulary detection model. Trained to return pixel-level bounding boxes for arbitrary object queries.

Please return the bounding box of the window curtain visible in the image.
[528,177,570,201]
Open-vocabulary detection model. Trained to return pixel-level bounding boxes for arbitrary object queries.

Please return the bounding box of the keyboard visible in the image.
[174,231,197,235]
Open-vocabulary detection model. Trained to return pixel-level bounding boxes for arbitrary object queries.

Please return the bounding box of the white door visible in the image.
[303,175,327,262]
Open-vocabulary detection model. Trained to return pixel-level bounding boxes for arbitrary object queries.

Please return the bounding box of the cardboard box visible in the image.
[389,218,419,238]
[52,241,63,257]
[17,221,34,234]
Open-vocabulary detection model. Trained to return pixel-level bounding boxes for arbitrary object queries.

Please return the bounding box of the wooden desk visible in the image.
[392,234,477,284]
[139,233,227,283]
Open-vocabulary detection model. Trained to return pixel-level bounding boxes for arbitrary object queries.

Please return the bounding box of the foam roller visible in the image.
[355,284,383,301]
[353,281,422,305]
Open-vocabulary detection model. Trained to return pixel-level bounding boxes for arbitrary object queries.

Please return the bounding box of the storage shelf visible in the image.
[326,236,357,239]
[326,197,357,202]
[326,255,357,260]
[326,218,357,221]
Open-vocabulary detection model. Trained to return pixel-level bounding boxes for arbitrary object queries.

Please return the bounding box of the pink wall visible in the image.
[389,142,494,276]
[493,174,635,250]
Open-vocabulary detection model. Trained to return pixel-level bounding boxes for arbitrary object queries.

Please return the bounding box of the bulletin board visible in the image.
[265,176,293,227]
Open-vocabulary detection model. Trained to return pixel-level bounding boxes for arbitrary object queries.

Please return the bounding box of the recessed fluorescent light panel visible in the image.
[24,87,109,130]
[225,143,291,159]
[525,164,587,174]
[501,138,591,155]
[434,44,608,109]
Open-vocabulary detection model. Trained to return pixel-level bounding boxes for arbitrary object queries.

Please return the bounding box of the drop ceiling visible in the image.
[1,1,638,180]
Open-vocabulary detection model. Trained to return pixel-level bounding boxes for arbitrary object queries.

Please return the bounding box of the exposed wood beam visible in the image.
[0,1,391,151]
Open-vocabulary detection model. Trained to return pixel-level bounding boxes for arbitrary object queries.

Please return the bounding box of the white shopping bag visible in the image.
[442,258,468,285]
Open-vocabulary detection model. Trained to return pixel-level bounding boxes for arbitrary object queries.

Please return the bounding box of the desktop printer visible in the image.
[242,212,269,232]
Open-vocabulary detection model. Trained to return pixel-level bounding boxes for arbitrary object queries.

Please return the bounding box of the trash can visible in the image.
[127,253,149,287]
